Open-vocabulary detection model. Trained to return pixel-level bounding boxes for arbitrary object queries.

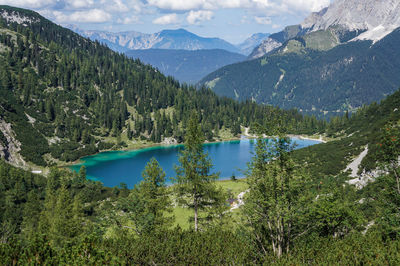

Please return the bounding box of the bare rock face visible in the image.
[248,38,282,60]
[249,0,400,59]
[301,0,400,42]
[0,119,26,168]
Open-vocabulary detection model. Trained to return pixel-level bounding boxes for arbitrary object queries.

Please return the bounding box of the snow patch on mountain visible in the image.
[301,0,400,42]
[1,10,40,26]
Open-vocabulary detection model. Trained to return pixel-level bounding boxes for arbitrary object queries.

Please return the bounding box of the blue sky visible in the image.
[0,0,331,44]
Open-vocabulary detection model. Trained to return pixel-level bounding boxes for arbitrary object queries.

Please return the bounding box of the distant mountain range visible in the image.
[126,49,246,84]
[200,0,400,116]
[68,25,269,56]
[68,26,268,83]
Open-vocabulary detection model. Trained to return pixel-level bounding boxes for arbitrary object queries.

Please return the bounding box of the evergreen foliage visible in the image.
[0,5,324,167]
[200,28,400,116]
[174,112,226,231]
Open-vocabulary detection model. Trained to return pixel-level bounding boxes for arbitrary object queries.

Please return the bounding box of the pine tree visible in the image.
[174,111,225,231]
[119,158,172,235]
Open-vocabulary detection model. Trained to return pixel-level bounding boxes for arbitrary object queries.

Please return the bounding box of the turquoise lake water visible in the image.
[69,137,321,188]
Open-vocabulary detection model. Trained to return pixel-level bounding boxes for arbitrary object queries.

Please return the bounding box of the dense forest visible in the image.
[0,5,325,168]
[1,5,400,264]
[1,103,400,263]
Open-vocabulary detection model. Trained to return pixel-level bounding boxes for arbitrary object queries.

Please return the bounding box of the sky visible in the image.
[0,0,332,44]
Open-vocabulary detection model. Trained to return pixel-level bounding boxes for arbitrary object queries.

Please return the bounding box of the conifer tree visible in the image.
[119,158,172,235]
[174,111,225,231]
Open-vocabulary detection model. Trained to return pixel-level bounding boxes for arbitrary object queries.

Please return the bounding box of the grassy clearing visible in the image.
[170,178,249,229]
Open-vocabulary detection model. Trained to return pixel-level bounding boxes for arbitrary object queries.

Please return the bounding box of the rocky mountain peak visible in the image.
[301,0,400,42]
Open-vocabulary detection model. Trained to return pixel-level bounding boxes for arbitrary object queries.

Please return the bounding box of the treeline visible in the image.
[1,113,400,264]
[0,5,325,166]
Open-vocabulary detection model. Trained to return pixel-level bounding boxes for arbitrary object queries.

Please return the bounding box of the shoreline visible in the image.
[64,133,326,168]
[287,134,327,143]
[61,136,245,168]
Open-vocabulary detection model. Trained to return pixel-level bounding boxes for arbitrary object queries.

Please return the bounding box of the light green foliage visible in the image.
[243,135,312,258]
[174,112,227,231]
[308,186,365,237]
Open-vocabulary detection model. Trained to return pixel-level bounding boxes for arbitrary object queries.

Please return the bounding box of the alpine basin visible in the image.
[69,137,320,188]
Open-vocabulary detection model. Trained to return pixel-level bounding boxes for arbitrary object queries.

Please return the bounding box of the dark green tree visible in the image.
[119,158,172,235]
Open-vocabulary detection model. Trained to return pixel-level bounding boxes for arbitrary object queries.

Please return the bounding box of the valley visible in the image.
[1,1,400,264]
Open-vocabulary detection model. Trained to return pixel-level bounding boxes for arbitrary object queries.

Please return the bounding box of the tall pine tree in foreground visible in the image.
[174,111,225,231]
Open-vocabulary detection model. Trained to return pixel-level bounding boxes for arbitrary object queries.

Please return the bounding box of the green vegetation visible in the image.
[292,89,400,178]
[2,4,400,265]
[1,115,400,264]
[174,112,227,231]
[200,28,400,116]
[0,5,325,168]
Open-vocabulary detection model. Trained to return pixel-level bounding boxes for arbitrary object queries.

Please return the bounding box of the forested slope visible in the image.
[293,89,400,177]
[0,5,324,167]
[200,28,400,116]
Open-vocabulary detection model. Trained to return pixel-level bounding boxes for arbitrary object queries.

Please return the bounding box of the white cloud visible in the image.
[282,0,330,12]
[117,15,140,24]
[152,13,179,25]
[68,0,94,9]
[272,24,281,29]
[99,0,129,13]
[254,16,271,25]
[187,10,213,24]
[146,0,331,14]
[147,0,210,11]
[53,9,112,23]
[0,0,56,9]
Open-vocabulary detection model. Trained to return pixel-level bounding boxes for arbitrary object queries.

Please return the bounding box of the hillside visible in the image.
[200,27,400,116]
[200,0,400,116]
[236,32,270,55]
[125,49,246,84]
[1,90,400,264]
[293,89,400,178]
[0,5,323,168]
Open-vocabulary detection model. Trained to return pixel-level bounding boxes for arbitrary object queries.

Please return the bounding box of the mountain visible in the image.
[0,5,321,168]
[200,0,400,116]
[68,26,241,54]
[125,49,246,84]
[249,0,400,60]
[236,33,270,55]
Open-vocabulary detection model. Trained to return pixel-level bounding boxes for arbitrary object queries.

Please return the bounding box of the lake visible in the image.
[69,137,321,188]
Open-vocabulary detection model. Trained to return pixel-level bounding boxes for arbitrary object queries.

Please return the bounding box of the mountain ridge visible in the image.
[125,48,246,84]
[68,26,241,54]
[248,0,400,60]
[201,0,400,116]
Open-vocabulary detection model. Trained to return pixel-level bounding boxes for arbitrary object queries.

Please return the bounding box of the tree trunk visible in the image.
[194,198,198,232]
